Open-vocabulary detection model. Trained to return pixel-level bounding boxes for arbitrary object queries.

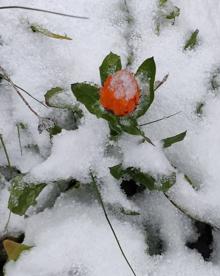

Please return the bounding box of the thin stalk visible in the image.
[139,111,181,127]
[91,173,137,276]
[154,74,169,92]
[13,83,47,108]
[16,124,22,156]
[0,134,12,172]
[0,6,89,19]
[3,211,12,234]
[164,193,220,232]
[0,66,40,118]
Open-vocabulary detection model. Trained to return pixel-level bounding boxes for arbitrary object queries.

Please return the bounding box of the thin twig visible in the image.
[2,77,47,108]
[91,173,137,276]
[0,134,12,173]
[0,66,40,117]
[0,6,89,19]
[164,193,220,232]
[13,83,47,108]
[3,211,12,234]
[16,124,22,156]
[139,111,181,127]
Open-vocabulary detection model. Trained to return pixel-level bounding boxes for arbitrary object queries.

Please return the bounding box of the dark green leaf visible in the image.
[44,87,63,107]
[3,240,32,261]
[110,164,176,192]
[184,29,199,50]
[8,175,46,215]
[166,6,180,20]
[163,131,187,148]
[158,172,176,191]
[119,118,141,135]
[48,124,62,137]
[126,167,156,190]
[99,52,122,85]
[134,57,156,118]
[109,164,124,180]
[71,83,102,116]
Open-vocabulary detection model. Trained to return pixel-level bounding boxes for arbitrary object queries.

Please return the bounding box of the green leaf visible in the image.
[48,124,62,137]
[99,52,122,85]
[158,172,176,191]
[126,167,156,190]
[184,29,199,50]
[44,87,64,108]
[31,24,72,40]
[159,0,168,6]
[71,83,102,116]
[8,175,46,215]
[119,118,141,135]
[110,164,176,192]
[72,82,124,135]
[134,57,156,118]
[166,6,180,20]
[109,164,124,180]
[163,131,187,148]
[3,239,32,261]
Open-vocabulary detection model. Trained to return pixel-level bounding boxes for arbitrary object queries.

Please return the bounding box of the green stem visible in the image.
[16,124,22,156]
[164,193,220,231]
[0,134,12,173]
[91,173,137,276]
[3,211,12,234]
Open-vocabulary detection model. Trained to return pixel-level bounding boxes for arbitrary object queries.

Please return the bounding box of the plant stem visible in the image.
[0,66,40,118]
[91,173,137,276]
[13,83,47,108]
[3,211,12,234]
[0,6,89,19]
[164,193,220,231]
[16,124,22,156]
[0,134,12,173]
[139,111,181,127]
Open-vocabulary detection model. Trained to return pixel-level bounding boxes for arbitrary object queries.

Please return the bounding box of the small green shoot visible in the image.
[184,29,199,50]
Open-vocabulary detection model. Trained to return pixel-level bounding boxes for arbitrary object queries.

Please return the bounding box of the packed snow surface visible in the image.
[1,0,220,275]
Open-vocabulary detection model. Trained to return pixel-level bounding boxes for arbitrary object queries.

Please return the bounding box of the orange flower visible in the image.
[100,70,140,116]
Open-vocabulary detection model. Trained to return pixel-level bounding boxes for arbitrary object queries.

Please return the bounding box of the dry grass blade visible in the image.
[0,6,89,19]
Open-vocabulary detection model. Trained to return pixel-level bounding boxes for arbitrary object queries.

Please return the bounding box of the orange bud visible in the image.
[100,70,140,116]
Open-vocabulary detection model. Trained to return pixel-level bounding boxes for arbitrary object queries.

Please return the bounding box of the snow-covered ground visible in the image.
[1,0,220,275]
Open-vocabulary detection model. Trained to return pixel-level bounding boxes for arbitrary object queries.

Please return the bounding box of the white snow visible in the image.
[110,70,138,100]
[1,0,220,275]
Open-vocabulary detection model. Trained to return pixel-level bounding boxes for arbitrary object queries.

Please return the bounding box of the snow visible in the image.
[110,70,138,100]
[1,0,220,275]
